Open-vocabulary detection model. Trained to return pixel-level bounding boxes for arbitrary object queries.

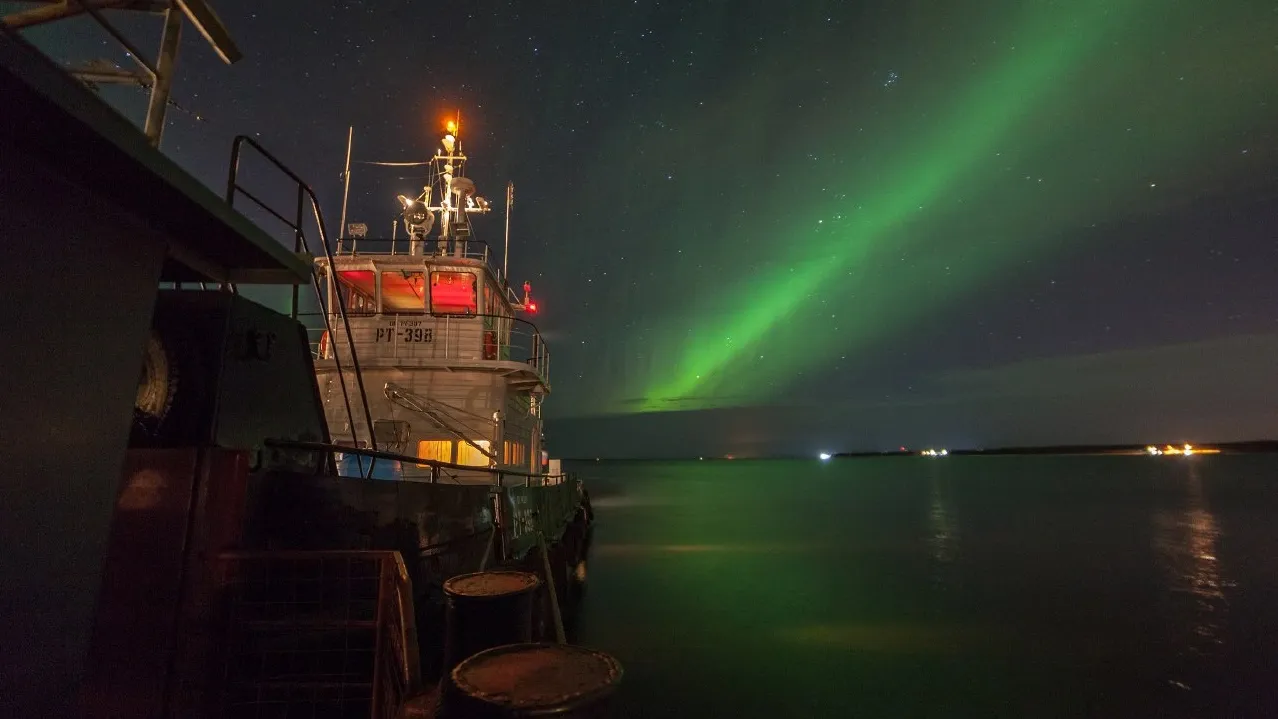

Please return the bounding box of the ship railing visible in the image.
[333,236,495,266]
[263,440,584,562]
[225,134,379,458]
[265,439,573,488]
[214,550,421,719]
[300,312,550,388]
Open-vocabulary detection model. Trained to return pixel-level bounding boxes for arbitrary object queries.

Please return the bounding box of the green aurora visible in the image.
[560,1,1275,415]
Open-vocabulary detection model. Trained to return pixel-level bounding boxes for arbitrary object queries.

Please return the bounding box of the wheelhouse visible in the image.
[311,123,548,482]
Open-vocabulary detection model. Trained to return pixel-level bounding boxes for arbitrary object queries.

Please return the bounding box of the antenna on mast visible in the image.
[503,181,514,281]
[337,126,353,253]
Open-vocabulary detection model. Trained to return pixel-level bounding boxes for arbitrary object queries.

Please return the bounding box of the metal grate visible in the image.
[216,552,416,719]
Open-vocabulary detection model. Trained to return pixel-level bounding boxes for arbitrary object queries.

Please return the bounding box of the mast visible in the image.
[337,126,353,253]
[504,181,514,281]
[405,114,492,257]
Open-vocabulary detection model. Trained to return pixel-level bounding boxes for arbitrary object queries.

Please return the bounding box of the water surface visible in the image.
[570,456,1278,717]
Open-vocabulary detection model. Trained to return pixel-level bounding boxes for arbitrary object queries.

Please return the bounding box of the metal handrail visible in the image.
[226,135,379,456]
[328,236,495,261]
[265,438,571,486]
[375,552,420,718]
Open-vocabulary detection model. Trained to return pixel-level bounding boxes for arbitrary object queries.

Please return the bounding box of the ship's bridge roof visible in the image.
[0,30,310,285]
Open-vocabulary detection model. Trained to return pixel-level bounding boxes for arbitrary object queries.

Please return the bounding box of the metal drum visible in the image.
[442,571,541,673]
[445,643,623,718]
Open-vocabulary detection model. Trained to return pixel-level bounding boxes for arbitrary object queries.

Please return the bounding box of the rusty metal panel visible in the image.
[81,449,199,719]
[80,449,252,719]
[169,449,251,719]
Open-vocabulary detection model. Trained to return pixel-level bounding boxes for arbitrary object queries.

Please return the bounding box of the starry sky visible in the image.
[20,0,1278,456]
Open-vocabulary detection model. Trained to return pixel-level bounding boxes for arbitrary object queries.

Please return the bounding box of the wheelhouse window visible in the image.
[381,271,426,313]
[457,440,492,468]
[336,270,376,315]
[430,271,477,314]
[417,440,452,466]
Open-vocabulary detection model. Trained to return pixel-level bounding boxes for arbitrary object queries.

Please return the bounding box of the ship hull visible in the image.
[242,469,592,681]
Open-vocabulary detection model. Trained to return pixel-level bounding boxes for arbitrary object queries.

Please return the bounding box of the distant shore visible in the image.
[833,440,1278,458]
[562,440,1278,462]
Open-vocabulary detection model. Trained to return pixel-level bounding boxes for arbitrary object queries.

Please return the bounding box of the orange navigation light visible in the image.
[445,118,457,134]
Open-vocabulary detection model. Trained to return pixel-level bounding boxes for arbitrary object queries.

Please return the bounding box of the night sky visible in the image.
[24,0,1278,457]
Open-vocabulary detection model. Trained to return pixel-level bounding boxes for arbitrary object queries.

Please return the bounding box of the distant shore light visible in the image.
[818,452,832,461]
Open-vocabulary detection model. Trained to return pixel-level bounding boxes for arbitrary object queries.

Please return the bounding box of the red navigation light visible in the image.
[521,281,537,313]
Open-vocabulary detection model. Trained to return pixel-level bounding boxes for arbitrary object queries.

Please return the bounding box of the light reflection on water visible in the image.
[927,468,960,597]
[1152,461,1233,693]
[573,457,1275,718]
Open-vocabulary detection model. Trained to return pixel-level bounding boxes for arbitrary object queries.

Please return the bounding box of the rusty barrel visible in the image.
[442,571,541,673]
[444,643,623,718]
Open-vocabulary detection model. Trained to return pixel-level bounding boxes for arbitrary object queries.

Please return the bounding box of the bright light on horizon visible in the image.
[818,452,832,461]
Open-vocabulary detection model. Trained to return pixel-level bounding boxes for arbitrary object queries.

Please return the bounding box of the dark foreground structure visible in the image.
[0,18,609,719]
[0,22,310,716]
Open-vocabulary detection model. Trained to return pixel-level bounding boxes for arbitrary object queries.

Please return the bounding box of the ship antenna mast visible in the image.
[337,125,353,253]
[503,181,514,281]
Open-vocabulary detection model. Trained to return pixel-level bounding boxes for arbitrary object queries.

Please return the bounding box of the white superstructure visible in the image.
[313,119,549,482]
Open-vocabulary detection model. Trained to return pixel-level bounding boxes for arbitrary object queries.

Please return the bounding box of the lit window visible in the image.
[417,440,451,467]
[381,271,425,313]
[503,440,526,466]
[458,440,491,467]
[337,270,376,314]
[430,271,477,314]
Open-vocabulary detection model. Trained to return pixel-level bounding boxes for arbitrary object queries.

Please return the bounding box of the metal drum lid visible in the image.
[444,570,541,599]
[450,643,623,713]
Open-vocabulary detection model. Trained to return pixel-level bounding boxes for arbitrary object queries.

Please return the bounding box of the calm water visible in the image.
[568,456,1278,718]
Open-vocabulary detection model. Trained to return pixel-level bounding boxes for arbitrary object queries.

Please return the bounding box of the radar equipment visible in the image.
[379,118,495,258]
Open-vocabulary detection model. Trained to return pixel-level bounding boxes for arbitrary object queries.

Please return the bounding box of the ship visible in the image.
[0,5,608,718]
[313,116,554,487]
